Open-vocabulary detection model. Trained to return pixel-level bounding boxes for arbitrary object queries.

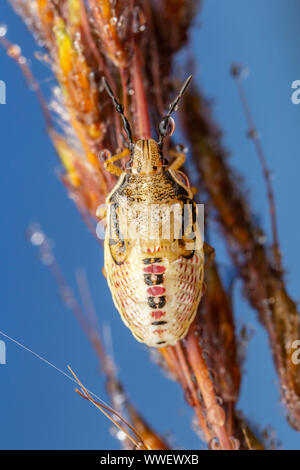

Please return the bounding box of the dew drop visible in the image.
[53,86,62,98]
[116,429,127,441]
[184,387,196,407]
[29,230,45,246]
[207,404,226,427]
[88,71,95,81]
[114,392,126,407]
[18,56,27,65]
[7,44,21,58]
[40,251,54,266]
[176,143,188,153]
[230,63,249,79]
[216,395,223,406]
[0,24,7,37]
[117,15,125,34]
[110,16,118,26]
[190,373,197,384]
[230,436,240,450]
[99,149,111,162]
[197,390,204,403]
[168,116,176,136]
[60,286,75,308]
[256,233,267,245]
[133,6,146,33]
[209,437,221,450]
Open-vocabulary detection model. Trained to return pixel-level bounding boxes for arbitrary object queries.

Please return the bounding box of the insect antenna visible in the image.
[102,77,134,150]
[158,74,193,151]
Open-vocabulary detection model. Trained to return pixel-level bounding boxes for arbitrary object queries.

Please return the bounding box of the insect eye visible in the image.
[159,116,176,138]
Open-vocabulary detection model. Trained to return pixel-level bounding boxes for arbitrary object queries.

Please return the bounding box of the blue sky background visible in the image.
[0,0,300,450]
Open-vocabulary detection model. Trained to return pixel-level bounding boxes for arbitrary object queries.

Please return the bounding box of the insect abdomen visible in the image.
[105,243,204,347]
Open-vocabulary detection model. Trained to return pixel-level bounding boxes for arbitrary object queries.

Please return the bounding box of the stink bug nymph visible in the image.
[101,76,204,348]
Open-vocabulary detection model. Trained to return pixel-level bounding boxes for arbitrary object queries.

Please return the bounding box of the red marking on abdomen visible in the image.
[147,286,166,296]
[151,311,166,319]
[143,265,166,274]
[153,329,167,336]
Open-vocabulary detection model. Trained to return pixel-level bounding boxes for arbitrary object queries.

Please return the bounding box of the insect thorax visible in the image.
[105,168,200,265]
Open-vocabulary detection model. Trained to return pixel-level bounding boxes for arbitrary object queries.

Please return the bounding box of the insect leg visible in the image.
[96,205,107,219]
[103,148,130,176]
[204,242,215,267]
[168,148,186,170]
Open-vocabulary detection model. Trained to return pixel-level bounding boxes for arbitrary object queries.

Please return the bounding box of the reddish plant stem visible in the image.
[174,342,212,442]
[131,44,152,139]
[185,323,233,450]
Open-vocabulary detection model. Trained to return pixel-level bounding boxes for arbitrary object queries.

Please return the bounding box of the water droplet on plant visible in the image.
[230,436,240,450]
[184,387,196,407]
[167,116,176,136]
[0,24,7,37]
[176,143,188,153]
[197,390,204,403]
[133,6,146,33]
[256,233,267,245]
[216,395,223,405]
[190,373,197,384]
[207,404,226,427]
[40,251,53,266]
[29,230,45,246]
[209,437,221,450]
[116,429,127,441]
[117,15,126,36]
[7,44,21,58]
[53,86,62,97]
[99,149,111,162]
[60,286,74,308]
[110,16,118,26]
[230,63,249,79]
